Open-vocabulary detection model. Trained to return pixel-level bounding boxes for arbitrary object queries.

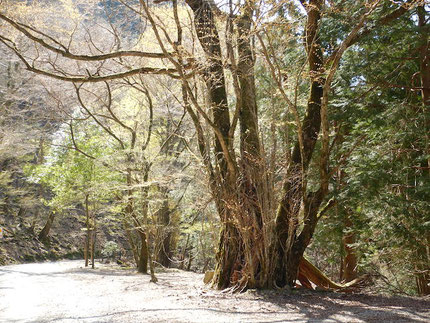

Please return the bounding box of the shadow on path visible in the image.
[249,289,429,322]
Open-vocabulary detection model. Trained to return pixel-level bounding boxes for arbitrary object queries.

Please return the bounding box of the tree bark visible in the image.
[179,233,190,270]
[184,0,328,290]
[124,166,150,274]
[156,197,171,268]
[38,212,55,242]
[273,0,326,288]
[342,217,358,282]
[185,0,244,290]
[84,194,90,267]
[185,0,231,174]
[418,5,430,108]
[415,4,430,296]
[122,219,139,266]
[138,231,148,273]
[90,228,96,269]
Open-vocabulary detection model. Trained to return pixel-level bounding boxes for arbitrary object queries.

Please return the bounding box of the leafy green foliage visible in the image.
[308,6,429,294]
[25,123,119,213]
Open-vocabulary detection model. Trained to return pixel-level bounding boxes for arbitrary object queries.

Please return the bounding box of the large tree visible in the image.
[0,0,418,289]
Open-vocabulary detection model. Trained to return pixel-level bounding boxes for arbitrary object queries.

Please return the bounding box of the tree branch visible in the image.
[0,13,169,60]
[74,83,126,149]
[0,36,192,83]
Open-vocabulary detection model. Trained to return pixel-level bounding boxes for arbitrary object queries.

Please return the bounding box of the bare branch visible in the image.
[0,13,170,60]
[0,37,188,82]
[68,121,96,160]
[141,86,154,152]
[103,82,134,133]
[74,83,126,149]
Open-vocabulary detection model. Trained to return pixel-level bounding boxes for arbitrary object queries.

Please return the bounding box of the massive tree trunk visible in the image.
[184,0,327,290]
[273,0,326,288]
[185,0,241,289]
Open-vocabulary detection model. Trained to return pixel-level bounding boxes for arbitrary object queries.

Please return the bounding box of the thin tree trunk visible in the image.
[415,4,430,296]
[147,240,158,283]
[138,231,148,274]
[187,251,193,271]
[418,5,430,108]
[84,233,90,267]
[156,195,171,267]
[122,219,139,267]
[125,168,149,274]
[90,207,96,269]
[179,233,190,270]
[84,194,90,267]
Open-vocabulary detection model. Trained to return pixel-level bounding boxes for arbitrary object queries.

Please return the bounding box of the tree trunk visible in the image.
[414,4,430,296]
[273,0,326,288]
[122,219,139,267]
[124,167,151,275]
[416,274,430,296]
[184,0,327,290]
[84,193,90,267]
[341,217,358,282]
[90,204,96,269]
[147,240,158,283]
[187,251,193,271]
[179,233,190,270]
[418,5,430,108]
[90,229,96,269]
[185,0,231,175]
[137,231,148,274]
[415,256,430,296]
[156,197,171,267]
[299,256,365,291]
[84,231,90,267]
[414,234,429,296]
[213,223,243,289]
[38,212,55,242]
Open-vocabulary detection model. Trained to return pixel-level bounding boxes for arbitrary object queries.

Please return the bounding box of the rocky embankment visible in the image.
[0,223,82,265]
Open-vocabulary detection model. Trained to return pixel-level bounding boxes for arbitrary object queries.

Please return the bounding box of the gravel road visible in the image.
[1,260,429,322]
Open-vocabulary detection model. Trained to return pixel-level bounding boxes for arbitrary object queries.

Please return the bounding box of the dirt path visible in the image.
[0,260,429,323]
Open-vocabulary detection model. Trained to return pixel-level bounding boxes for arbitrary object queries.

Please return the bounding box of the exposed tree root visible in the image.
[204,257,367,293]
[298,257,367,292]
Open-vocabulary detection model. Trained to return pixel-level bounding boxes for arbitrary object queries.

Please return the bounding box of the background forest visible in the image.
[0,0,428,296]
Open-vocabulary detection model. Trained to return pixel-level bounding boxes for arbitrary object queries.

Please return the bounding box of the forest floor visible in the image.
[0,260,429,323]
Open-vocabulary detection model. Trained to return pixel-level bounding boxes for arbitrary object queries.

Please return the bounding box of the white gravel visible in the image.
[1,260,429,323]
